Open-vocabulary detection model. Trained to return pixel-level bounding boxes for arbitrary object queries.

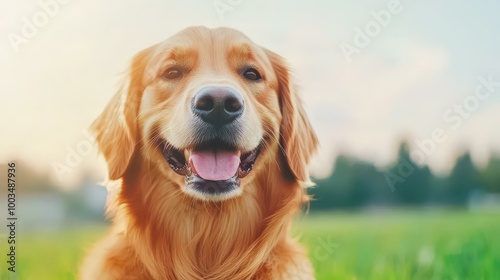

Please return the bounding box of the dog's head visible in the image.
[92,27,318,201]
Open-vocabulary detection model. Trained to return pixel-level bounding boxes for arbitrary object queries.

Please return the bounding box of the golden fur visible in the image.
[80,26,318,280]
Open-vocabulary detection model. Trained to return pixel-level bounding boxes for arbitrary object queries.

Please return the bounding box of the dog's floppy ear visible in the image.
[91,49,151,180]
[265,49,319,182]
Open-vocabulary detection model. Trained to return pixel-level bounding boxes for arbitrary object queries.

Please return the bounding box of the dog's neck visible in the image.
[111,156,305,279]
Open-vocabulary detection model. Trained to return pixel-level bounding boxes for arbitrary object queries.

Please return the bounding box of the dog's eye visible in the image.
[162,68,182,80]
[243,68,262,81]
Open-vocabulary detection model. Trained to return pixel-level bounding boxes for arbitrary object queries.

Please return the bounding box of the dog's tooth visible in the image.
[189,159,199,176]
[185,166,192,177]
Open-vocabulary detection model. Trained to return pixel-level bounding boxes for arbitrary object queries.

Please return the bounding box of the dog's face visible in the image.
[141,28,277,201]
[92,27,318,201]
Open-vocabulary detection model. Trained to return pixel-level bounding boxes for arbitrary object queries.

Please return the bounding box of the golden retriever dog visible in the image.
[81,26,318,280]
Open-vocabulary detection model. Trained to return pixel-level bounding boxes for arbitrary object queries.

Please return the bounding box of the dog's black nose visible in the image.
[192,87,244,126]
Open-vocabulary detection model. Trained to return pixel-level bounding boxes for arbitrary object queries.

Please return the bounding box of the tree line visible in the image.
[309,142,500,210]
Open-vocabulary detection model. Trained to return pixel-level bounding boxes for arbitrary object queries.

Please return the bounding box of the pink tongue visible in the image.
[189,150,240,181]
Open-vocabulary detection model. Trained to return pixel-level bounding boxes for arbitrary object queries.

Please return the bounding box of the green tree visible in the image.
[388,142,432,205]
[479,156,500,193]
[447,153,482,205]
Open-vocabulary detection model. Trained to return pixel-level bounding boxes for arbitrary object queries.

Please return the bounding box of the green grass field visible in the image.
[2,211,499,280]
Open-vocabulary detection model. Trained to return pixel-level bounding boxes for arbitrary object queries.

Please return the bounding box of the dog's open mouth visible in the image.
[160,140,261,200]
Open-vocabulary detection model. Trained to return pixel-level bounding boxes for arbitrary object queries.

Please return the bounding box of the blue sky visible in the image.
[1,0,499,184]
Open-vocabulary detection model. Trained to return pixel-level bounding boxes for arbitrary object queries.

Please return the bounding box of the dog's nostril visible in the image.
[224,97,243,113]
[195,95,215,112]
[192,86,244,126]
